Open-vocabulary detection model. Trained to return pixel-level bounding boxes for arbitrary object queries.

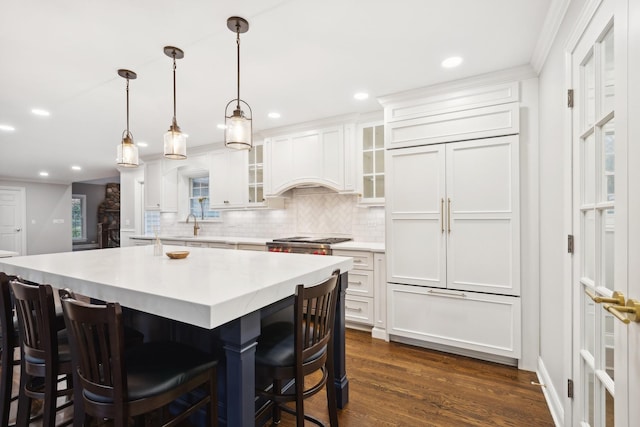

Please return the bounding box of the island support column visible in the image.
[220,310,261,427]
[334,271,349,408]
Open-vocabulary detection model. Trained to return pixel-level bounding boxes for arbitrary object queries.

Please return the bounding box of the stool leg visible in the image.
[272,379,282,424]
[326,357,338,427]
[43,370,57,427]
[16,363,31,427]
[0,350,13,426]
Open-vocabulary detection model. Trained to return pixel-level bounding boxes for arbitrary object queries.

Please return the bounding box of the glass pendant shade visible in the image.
[225,17,252,151]
[225,102,252,150]
[117,133,139,167]
[163,46,187,160]
[164,123,187,159]
[116,69,139,167]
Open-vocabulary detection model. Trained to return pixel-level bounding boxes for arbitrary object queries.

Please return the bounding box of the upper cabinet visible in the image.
[144,159,178,212]
[382,82,520,150]
[263,124,356,196]
[209,149,248,208]
[358,121,385,205]
[247,144,264,204]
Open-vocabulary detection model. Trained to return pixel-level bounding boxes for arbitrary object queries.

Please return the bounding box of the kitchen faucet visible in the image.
[186,213,200,236]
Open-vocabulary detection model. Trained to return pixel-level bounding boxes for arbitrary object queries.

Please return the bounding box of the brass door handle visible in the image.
[603,299,640,324]
[585,289,625,305]
[585,289,640,324]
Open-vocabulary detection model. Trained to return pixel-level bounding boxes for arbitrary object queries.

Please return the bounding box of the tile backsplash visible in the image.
[158,187,384,242]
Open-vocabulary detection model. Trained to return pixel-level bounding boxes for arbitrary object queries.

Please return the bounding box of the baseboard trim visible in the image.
[537,356,564,426]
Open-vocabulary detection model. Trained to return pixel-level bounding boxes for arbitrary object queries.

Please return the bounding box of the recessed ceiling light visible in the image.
[217,124,227,130]
[441,56,463,68]
[31,108,51,117]
[39,171,49,177]
[71,165,82,171]
[268,112,281,119]
[137,141,148,148]
[0,124,15,132]
[353,92,369,100]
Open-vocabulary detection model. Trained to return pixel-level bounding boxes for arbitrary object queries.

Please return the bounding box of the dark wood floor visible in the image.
[10,329,554,426]
[272,329,554,427]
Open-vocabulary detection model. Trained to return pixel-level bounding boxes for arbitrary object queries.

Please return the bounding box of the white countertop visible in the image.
[130,235,385,252]
[0,245,352,329]
[131,235,271,245]
[331,241,386,252]
[0,250,19,258]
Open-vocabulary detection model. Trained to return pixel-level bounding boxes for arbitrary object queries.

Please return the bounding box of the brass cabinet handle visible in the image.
[346,306,363,312]
[440,198,444,233]
[447,198,452,233]
[349,281,363,286]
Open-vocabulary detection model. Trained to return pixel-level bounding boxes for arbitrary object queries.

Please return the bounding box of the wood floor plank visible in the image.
[272,329,554,426]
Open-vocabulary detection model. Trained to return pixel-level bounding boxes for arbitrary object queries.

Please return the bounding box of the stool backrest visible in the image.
[0,272,17,348]
[294,269,340,371]
[10,279,59,364]
[60,297,127,409]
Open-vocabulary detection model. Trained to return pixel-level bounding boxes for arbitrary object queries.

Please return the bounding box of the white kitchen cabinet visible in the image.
[209,149,248,208]
[382,82,520,150]
[386,135,520,296]
[207,242,236,249]
[333,250,376,328]
[387,283,521,360]
[264,125,352,195]
[372,252,387,340]
[144,160,178,212]
[237,243,265,251]
[357,121,385,205]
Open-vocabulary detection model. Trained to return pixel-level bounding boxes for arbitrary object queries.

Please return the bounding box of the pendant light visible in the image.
[224,16,252,150]
[116,69,139,167]
[163,46,187,159]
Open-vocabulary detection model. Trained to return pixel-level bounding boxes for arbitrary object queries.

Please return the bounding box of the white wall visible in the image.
[156,187,385,242]
[0,179,72,255]
[537,0,587,423]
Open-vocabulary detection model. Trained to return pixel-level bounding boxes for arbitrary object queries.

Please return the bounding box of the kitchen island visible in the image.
[0,245,353,426]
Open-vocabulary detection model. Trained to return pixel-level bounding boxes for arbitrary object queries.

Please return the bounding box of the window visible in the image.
[71,194,86,241]
[189,177,220,220]
[144,211,161,235]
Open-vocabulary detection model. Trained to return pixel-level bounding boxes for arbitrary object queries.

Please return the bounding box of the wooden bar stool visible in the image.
[10,278,74,427]
[0,272,21,426]
[255,269,341,427]
[60,294,219,427]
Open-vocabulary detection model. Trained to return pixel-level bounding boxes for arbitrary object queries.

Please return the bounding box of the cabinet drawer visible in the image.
[345,296,373,326]
[185,242,208,248]
[237,244,265,251]
[333,250,373,270]
[388,284,521,358]
[345,270,373,297]
[207,242,236,249]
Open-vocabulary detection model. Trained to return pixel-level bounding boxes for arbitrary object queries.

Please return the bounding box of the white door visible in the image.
[570,0,627,424]
[0,187,26,255]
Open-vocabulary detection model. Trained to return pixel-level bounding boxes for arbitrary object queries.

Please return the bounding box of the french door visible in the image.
[570,0,630,425]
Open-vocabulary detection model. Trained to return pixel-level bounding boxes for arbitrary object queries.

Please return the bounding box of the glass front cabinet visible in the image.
[248,143,264,204]
[358,122,385,205]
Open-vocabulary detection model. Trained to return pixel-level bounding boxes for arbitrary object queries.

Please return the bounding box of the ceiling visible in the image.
[0,0,553,184]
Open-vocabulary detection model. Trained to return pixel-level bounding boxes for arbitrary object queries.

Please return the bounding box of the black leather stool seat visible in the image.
[256,322,325,368]
[85,341,217,403]
[23,329,71,365]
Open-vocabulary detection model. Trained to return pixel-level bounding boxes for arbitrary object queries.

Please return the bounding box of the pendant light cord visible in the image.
[172,53,177,126]
[236,25,241,109]
[125,77,130,135]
